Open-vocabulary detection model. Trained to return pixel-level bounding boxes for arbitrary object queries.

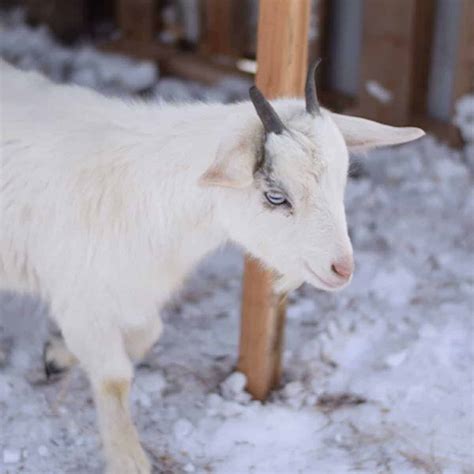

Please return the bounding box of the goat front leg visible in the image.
[93,375,150,474]
[60,311,151,474]
[124,317,163,362]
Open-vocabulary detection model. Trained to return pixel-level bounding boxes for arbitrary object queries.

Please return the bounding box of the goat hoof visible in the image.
[44,358,65,379]
[43,338,76,379]
[43,343,67,378]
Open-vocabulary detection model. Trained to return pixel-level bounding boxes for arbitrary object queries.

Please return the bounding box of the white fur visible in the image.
[0,61,424,473]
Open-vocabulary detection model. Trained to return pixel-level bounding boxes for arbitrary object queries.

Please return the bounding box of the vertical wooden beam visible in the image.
[238,0,311,401]
[118,0,155,43]
[356,0,424,125]
[409,0,436,116]
[200,0,236,56]
[252,0,311,96]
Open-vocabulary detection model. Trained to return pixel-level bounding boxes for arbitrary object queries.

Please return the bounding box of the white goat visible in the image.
[0,60,424,473]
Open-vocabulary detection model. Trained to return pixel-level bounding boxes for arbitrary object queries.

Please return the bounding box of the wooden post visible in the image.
[238,0,311,401]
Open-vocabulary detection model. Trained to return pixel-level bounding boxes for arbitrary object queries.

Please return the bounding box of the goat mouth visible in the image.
[303,262,347,290]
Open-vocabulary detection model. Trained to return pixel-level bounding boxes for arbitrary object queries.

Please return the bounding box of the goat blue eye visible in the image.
[265,191,287,206]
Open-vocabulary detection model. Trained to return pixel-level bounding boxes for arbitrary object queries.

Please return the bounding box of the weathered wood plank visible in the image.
[356,0,420,125]
[200,0,237,56]
[452,0,474,111]
[410,0,436,116]
[117,0,156,43]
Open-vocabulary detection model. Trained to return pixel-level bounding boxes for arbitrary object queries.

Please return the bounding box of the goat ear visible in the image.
[199,134,255,188]
[330,112,425,152]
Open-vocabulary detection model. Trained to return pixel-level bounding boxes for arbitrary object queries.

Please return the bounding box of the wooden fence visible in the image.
[23,0,473,146]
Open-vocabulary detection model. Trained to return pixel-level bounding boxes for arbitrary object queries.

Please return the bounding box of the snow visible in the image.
[220,372,251,404]
[1,8,473,474]
[3,449,21,464]
[365,80,393,104]
[37,446,49,458]
[0,8,251,104]
[454,94,474,168]
[454,94,474,143]
[0,9,158,96]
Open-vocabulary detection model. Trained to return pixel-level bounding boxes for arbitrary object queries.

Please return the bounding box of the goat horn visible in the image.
[305,58,322,116]
[249,86,285,135]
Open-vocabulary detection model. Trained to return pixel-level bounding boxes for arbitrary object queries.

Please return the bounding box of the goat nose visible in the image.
[331,256,354,279]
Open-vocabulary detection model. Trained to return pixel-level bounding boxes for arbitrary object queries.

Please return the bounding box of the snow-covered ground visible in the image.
[1,9,473,474]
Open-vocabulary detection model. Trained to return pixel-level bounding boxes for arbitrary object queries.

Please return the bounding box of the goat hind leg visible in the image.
[60,313,151,474]
[43,333,77,378]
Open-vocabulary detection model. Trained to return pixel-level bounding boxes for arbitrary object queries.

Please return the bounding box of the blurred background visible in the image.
[0,1,473,473]
[0,0,473,148]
